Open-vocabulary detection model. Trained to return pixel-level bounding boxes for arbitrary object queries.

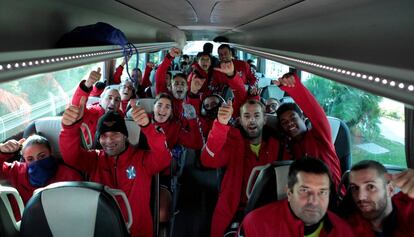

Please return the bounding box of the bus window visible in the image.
[0,62,104,140]
[264,59,290,80]
[302,72,406,168]
[115,53,146,80]
[148,51,162,65]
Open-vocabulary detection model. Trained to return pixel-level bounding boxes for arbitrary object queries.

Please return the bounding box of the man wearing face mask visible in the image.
[0,135,82,217]
[60,96,171,237]
[200,99,288,237]
[71,67,124,141]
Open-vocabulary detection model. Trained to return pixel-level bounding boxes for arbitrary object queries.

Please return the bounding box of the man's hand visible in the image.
[62,96,86,126]
[214,61,235,77]
[217,100,233,125]
[85,68,102,88]
[169,47,181,58]
[0,138,25,153]
[248,86,262,96]
[271,73,296,87]
[146,62,155,68]
[190,74,206,94]
[130,99,150,127]
[386,169,414,199]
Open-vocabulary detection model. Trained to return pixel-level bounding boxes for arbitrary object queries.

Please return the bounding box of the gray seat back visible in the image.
[244,160,293,216]
[20,182,131,237]
[327,116,352,174]
[23,117,63,159]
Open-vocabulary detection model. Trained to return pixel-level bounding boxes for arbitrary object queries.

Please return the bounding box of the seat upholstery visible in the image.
[20,182,131,237]
[0,185,24,237]
[327,116,352,174]
[23,117,63,159]
[244,160,293,216]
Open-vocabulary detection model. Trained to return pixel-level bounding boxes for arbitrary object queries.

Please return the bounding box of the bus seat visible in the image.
[243,160,293,216]
[23,117,63,159]
[20,182,131,237]
[327,116,352,174]
[0,185,24,237]
[260,85,285,100]
[105,84,121,91]
[124,119,140,146]
[136,98,155,114]
[264,113,278,133]
[86,96,100,107]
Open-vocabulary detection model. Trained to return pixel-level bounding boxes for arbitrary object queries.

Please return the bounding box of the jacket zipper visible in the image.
[114,156,119,187]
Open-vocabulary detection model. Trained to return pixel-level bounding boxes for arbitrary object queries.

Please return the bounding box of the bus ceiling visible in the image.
[1,0,414,105]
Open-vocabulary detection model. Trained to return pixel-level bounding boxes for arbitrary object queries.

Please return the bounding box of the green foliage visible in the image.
[304,75,382,140]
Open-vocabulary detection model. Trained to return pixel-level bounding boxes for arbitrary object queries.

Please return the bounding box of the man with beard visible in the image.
[60,96,171,237]
[239,158,354,237]
[342,160,414,236]
[200,99,288,237]
[71,68,124,141]
[274,73,342,189]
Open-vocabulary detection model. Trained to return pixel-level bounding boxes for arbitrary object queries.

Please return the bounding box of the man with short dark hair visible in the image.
[342,160,414,236]
[274,73,342,188]
[60,97,172,237]
[240,158,354,237]
[200,99,287,237]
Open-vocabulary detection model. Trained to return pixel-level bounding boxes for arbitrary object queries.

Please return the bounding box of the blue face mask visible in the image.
[27,156,58,187]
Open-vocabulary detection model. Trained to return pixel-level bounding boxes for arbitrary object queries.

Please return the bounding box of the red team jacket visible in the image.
[344,192,414,237]
[71,81,125,142]
[59,121,171,237]
[280,75,342,187]
[241,199,354,237]
[200,120,287,237]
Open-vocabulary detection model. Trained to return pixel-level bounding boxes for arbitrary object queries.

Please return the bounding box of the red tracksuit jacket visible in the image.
[71,80,125,142]
[59,121,171,237]
[344,192,414,237]
[200,120,286,237]
[155,118,203,150]
[280,75,342,187]
[241,199,354,237]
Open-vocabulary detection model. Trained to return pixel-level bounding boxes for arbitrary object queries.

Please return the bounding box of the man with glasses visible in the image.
[265,97,280,115]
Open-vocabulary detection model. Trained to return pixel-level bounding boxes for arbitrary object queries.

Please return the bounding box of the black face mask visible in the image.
[203,106,220,119]
[27,156,58,187]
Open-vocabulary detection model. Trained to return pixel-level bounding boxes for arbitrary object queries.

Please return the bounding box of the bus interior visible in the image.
[1,0,414,236]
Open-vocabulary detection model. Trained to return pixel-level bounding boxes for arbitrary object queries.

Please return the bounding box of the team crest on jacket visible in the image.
[126,165,136,179]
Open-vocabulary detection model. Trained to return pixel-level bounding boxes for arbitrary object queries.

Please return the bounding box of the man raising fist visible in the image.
[59,96,172,237]
[200,99,287,237]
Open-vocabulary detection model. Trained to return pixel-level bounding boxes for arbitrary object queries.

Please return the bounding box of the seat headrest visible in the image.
[327,116,352,173]
[20,182,131,237]
[23,117,62,159]
[126,98,155,119]
[125,120,141,146]
[244,160,293,216]
[260,85,285,100]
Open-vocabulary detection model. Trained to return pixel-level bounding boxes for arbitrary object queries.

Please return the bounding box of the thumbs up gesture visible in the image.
[62,96,86,126]
[85,68,102,88]
[130,99,150,127]
[0,138,25,153]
